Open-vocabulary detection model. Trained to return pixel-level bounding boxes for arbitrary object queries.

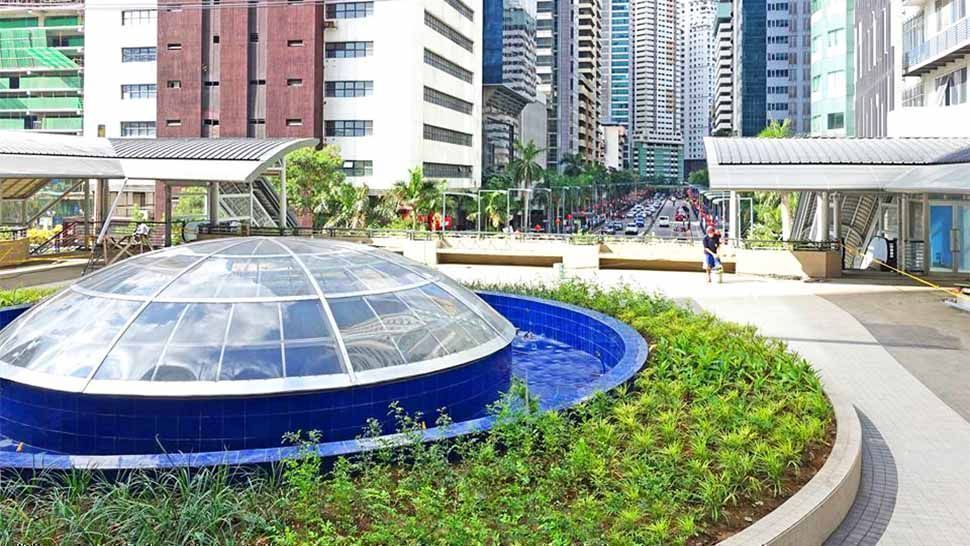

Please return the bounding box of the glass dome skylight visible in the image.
[0,238,515,396]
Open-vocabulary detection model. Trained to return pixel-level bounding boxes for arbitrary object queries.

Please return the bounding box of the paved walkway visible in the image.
[442,265,970,545]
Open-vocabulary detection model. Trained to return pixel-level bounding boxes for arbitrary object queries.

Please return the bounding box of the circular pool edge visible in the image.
[0,292,648,470]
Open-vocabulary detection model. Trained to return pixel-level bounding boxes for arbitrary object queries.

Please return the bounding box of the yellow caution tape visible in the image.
[842,243,969,301]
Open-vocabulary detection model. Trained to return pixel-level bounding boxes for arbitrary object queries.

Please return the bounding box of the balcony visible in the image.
[903,17,970,76]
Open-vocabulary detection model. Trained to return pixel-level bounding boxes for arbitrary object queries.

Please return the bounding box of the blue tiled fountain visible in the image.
[0,238,646,470]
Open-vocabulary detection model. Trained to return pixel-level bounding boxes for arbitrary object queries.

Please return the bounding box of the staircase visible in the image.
[217,179,297,228]
[792,191,817,240]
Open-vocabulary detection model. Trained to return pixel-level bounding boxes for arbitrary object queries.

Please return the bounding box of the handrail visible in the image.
[904,16,970,71]
[196,223,842,250]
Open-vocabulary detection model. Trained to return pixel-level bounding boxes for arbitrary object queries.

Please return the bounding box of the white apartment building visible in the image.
[712,0,733,135]
[681,0,716,166]
[83,0,158,219]
[889,0,970,136]
[324,0,483,190]
[631,0,684,180]
[538,0,580,169]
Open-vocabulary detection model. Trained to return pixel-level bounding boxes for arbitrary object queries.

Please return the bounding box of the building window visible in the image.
[325,120,373,136]
[423,162,472,178]
[342,160,373,176]
[424,11,474,53]
[204,119,220,126]
[166,119,182,127]
[121,83,157,99]
[120,121,156,137]
[902,84,925,107]
[423,86,473,114]
[827,112,845,129]
[325,80,373,97]
[287,78,304,87]
[443,0,474,20]
[423,124,472,146]
[286,119,303,127]
[167,43,182,51]
[424,49,473,83]
[287,39,304,47]
[121,9,156,25]
[325,41,373,58]
[167,80,182,89]
[122,47,157,63]
[325,1,373,19]
[936,67,967,105]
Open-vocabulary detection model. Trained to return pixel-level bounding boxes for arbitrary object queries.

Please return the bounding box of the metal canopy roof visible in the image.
[705,137,970,194]
[0,131,318,195]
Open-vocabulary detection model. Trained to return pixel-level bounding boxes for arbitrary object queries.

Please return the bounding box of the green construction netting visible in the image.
[41,116,81,130]
[0,118,25,129]
[0,18,38,30]
[0,27,79,70]
[21,75,81,89]
[0,96,82,110]
[43,16,80,27]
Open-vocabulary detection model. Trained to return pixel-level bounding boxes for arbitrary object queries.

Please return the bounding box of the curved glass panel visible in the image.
[0,237,515,394]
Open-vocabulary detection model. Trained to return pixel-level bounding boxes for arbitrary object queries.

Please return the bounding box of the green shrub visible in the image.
[0,281,832,545]
[0,286,58,307]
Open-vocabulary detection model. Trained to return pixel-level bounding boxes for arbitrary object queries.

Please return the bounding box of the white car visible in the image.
[657,216,671,228]
[624,223,639,235]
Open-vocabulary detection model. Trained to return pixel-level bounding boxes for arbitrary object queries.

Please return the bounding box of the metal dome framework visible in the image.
[0,238,515,397]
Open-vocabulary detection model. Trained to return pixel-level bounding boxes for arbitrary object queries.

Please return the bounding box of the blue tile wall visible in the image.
[479,293,627,372]
[0,347,512,455]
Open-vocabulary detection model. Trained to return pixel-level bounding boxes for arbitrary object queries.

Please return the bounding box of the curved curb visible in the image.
[718,382,862,546]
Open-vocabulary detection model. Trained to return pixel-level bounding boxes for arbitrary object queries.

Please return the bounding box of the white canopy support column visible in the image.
[164,184,173,247]
[729,191,739,245]
[279,157,287,231]
[83,179,91,243]
[779,191,792,241]
[207,182,219,226]
[816,191,830,242]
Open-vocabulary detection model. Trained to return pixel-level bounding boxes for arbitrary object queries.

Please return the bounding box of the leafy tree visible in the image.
[172,187,206,220]
[757,119,793,139]
[386,167,447,230]
[559,153,587,177]
[284,146,346,226]
[466,191,508,231]
[688,168,709,188]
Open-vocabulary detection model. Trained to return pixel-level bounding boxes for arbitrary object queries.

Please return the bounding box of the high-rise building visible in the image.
[810,0,854,135]
[84,0,158,220]
[601,0,632,167]
[538,0,580,169]
[712,0,734,136]
[84,1,158,140]
[483,0,539,171]
[0,5,83,134]
[323,0,482,189]
[577,0,602,163]
[732,0,811,136]
[853,0,892,137]
[156,0,325,140]
[631,0,684,181]
[889,0,970,136]
[681,0,717,172]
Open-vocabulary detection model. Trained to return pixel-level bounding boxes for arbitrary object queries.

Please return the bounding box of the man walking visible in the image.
[702,225,721,283]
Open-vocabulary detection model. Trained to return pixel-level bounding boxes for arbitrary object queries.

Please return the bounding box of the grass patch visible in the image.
[0,281,832,545]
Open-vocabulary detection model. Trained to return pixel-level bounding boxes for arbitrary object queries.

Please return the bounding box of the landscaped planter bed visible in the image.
[0,281,833,546]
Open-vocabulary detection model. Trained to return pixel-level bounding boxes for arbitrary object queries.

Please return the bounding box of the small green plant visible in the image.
[0,286,58,307]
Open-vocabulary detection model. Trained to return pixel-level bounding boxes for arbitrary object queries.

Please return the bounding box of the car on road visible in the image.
[624,223,639,235]
[625,211,635,218]
[657,216,671,228]
[635,217,645,227]
[603,224,617,235]
[674,212,685,222]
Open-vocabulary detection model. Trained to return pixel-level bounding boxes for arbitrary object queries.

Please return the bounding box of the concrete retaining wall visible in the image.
[735,249,842,279]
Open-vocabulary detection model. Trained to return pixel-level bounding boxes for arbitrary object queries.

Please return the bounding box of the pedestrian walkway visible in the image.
[442,265,970,545]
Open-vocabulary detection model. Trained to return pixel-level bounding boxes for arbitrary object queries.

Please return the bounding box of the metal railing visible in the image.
[197,223,843,253]
[0,226,27,242]
[31,220,186,256]
[903,16,970,71]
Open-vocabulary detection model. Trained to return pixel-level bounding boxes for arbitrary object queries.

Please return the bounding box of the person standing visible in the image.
[702,225,721,283]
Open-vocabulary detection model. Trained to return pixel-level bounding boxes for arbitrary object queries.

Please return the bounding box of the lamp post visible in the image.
[477,189,510,232]
[442,191,476,232]
[560,186,579,233]
[508,188,534,230]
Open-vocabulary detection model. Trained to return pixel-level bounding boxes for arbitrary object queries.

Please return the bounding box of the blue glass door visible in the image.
[960,206,970,273]
[930,205,954,272]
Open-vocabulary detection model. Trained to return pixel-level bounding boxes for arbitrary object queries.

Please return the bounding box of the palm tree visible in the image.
[559,153,587,177]
[326,183,373,229]
[387,167,446,230]
[508,140,545,230]
[757,119,793,138]
[466,192,507,231]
